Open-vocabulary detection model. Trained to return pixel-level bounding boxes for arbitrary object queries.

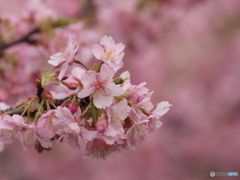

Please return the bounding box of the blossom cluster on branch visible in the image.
[0,35,171,159]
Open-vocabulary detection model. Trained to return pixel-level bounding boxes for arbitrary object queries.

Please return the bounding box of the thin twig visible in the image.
[0,28,39,56]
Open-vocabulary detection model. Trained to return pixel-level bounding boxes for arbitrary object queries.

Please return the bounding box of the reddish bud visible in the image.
[96,113,108,133]
[69,99,78,113]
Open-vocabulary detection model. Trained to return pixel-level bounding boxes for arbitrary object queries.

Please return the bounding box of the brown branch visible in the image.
[0,28,39,56]
[1,96,90,116]
[0,0,97,57]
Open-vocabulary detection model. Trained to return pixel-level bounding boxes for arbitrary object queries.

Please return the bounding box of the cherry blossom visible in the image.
[92,36,125,71]
[84,139,122,160]
[48,37,78,80]
[126,120,149,150]
[102,99,131,144]
[0,33,170,159]
[78,63,125,109]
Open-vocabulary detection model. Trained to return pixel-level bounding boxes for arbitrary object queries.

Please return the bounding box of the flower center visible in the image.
[105,47,115,61]
[95,80,105,92]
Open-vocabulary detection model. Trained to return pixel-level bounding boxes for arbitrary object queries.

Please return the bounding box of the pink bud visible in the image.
[69,99,78,113]
[96,113,108,133]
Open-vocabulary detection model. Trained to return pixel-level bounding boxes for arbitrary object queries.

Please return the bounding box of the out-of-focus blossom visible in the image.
[24,0,58,22]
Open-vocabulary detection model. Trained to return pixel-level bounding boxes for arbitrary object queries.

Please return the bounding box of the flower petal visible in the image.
[58,62,68,80]
[152,101,172,117]
[48,52,63,66]
[100,36,115,47]
[78,87,94,98]
[92,44,104,60]
[93,92,113,109]
[81,71,97,87]
[100,64,115,80]
[106,83,125,96]
[115,43,125,54]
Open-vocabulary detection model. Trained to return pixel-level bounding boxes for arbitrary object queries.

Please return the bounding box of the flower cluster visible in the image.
[0,36,171,159]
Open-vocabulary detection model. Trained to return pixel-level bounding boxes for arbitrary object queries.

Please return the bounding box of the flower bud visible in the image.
[96,113,108,133]
[69,99,78,113]
[62,81,78,90]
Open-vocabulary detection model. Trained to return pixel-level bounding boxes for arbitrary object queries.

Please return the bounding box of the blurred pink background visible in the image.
[1,0,240,180]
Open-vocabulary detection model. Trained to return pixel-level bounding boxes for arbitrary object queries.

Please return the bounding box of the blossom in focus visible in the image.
[48,37,78,80]
[92,36,125,71]
[151,101,172,117]
[78,64,125,109]
[0,115,29,148]
[148,101,172,131]
[53,107,81,149]
[0,32,171,160]
[97,99,131,145]
[104,99,130,143]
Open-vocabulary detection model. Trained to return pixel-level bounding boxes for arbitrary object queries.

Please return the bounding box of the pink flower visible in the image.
[92,36,125,71]
[24,0,58,22]
[148,101,172,131]
[78,64,125,109]
[53,107,81,149]
[0,115,30,147]
[127,82,155,111]
[84,139,122,160]
[0,103,10,112]
[62,67,86,90]
[107,99,130,128]
[80,126,98,144]
[151,101,172,117]
[48,37,78,80]
[22,127,52,151]
[119,71,131,90]
[35,110,57,141]
[99,99,131,145]
[126,120,149,150]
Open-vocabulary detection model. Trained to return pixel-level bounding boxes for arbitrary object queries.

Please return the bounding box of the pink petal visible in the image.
[22,129,35,150]
[108,61,124,71]
[81,71,97,87]
[68,122,80,133]
[78,87,94,98]
[37,136,52,149]
[106,83,125,96]
[48,52,63,66]
[100,36,115,47]
[104,124,118,137]
[109,99,130,121]
[115,43,125,54]
[93,92,113,109]
[72,67,85,79]
[100,64,115,80]
[67,135,80,149]
[101,135,116,145]
[66,37,78,56]
[80,127,97,143]
[0,120,13,130]
[152,101,172,117]
[92,44,104,60]
[58,62,68,80]
[59,107,74,120]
